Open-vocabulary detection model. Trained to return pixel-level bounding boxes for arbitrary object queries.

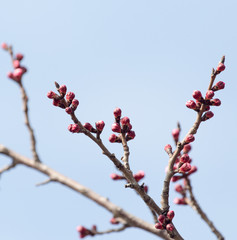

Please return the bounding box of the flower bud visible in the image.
[175,184,184,193]
[174,197,187,205]
[13,68,24,78]
[113,107,122,118]
[183,144,191,154]
[205,90,214,100]
[53,99,61,106]
[144,185,148,193]
[202,111,214,121]
[109,134,117,143]
[216,63,225,72]
[167,210,175,220]
[59,85,67,95]
[192,90,203,101]
[186,100,196,109]
[47,91,57,99]
[84,122,93,131]
[210,98,221,106]
[155,222,164,230]
[1,42,8,50]
[187,166,198,175]
[110,173,123,180]
[16,53,24,61]
[164,144,172,154]
[133,170,145,182]
[111,123,121,133]
[158,215,165,224]
[13,60,20,69]
[68,124,80,133]
[65,107,73,114]
[212,81,225,91]
[96,120,105,132]
[171,175,182,182]
[172,128,180,141]
[126,130,136,141]
[120,117,130,127]
[110,218,119,224]
[66,92,75,101]
[180,154,190,163]
[7,72,14,80]
[184,134,195,144]
[179,163,191,173]
[166,223,174,231]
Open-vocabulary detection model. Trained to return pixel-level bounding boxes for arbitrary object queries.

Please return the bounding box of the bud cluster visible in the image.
[154,210,175,232]
[109,108,136,143]
[2,43,27,83]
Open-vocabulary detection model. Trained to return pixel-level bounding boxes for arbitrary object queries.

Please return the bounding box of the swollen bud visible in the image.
[164,144,172,155]
[186,100,196,109]
[172,129,180,141]
[113,108,122,118]
[192,90,203,101]
[96,120,105,132]
[205,90,214,100]
[202,111,214,121]
[184,134,195,144]
[216,63,225,72]
[167,210,175,220]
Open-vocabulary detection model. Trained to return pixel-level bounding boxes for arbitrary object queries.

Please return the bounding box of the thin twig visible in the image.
[0,160,17,175]
[121,132,130,170]
[36,178,54,187]
[95,224,130,235]
[185,178,224,240]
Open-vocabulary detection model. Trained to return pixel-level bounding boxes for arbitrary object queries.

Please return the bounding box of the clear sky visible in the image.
[0,1,236,240]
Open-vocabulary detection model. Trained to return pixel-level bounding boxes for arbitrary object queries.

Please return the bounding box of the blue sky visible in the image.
[0,1,236,240]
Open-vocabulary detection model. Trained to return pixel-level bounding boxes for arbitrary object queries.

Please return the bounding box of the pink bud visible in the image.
[183,144,191,154]
[133,170,145,182]
[158,215,165,224]
[128,123,132,130]
[180,154,190,163]
[184,134,195,144]
[7,72,14,80]
[120,117,130,127]
[171,176,182,182]
[72,124,80,133]
[167,210,175,220]
[126,130,136,140]
[213,81,225,91]
[164,144,172,154]
[53,99,61,106]
[216,63,225,72]
[179,163,191,173]
[84,123,93,131]
[186,100,196,109]
[47,91,57,99]
[144,185,148,193]
[211,98,221,106]
[13,68,24,78]
[111,123,121,133]
[21,66,27,73]
[110,218,119,224]
[109,134,117,143]
[166,223,174,231]
[72,99,79,107]
[65,107,73,114]
[1,42,8,50]
[96,120,105,132]
[192,90,203,101]
[110,173,123,180]
[175,184,184,193]
[174,197,187,205]
[13,60,20,69]
[172,129,180,141]
[155,222,163,230]
[16,53,24,61]
[113,108,122,118]
[188,166,198,175]
[202,111,214,121]
[66,92,75,101]
[205,90,214,100]
[59,85,67,95]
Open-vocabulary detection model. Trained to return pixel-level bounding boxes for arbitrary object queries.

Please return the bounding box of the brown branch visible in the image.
[0,160,17,175]
[19,82,40,162]
[95,224,130,235]
[185,178,224,240]
[121,132,130,170]
[0,144,171,240]
[160,66,220,212]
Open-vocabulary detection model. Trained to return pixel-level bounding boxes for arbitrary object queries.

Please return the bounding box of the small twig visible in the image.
[95,224,130,235]
[36,178,54,187]
[19,82,40,162]
[121,132,130,170]
[185,178,224,240]
[0,160,17,175]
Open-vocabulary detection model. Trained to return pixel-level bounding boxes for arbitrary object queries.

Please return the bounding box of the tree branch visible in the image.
[0,144,171,240]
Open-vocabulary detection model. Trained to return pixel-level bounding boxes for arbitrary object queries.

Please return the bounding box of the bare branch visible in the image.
[0,144,171,240]
[35,178,54,187]
[185,178,224,240]
[95,224,130,235]
[0,160,17,175]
